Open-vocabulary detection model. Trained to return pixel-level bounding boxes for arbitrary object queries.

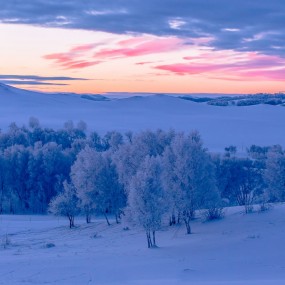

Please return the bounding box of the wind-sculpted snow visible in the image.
[1,83,285,151]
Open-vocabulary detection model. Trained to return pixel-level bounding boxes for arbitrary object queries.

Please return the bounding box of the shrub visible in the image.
[203,207,224,221]
[1,234,11,249]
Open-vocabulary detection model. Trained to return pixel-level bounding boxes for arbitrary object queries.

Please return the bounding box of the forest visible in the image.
[0,117,284,247]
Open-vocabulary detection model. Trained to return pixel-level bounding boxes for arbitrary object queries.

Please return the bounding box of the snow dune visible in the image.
[1,83,285,151]
[0,204,285,284]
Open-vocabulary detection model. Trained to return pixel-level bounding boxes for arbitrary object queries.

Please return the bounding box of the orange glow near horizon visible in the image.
[1,23,284,95]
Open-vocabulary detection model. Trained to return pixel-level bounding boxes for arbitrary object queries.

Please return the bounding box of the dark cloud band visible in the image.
[0,80,68,86]
[0,75,89,81]
[0,1,285,56]
[0,75,90,86]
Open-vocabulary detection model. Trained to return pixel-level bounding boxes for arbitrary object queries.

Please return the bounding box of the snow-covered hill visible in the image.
[0,205,285,284]
[1,83,284,151]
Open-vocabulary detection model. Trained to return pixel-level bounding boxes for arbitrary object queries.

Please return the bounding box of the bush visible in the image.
[236,100,261,106]
[264,99,282,105]
[208,100,229,106]
[45,243,55,248]
[1,234,11,249]
[203,207,224,221]
[258,202,273,212]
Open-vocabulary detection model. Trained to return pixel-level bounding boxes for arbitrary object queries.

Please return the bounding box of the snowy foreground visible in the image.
[1,205,285,285]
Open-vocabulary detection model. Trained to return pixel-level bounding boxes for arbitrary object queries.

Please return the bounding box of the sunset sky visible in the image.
[1,1,285,94]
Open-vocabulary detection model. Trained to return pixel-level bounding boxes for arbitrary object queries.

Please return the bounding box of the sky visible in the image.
[0,0,285,94]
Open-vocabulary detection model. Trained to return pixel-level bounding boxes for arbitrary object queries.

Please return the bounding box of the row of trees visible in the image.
[1,119,285,247]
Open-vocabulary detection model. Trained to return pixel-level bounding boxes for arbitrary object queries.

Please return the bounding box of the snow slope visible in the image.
[1,83,285,151]
[0,204,285,285]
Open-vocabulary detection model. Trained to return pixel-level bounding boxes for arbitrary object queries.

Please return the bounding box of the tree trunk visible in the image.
[0,181,4,214]
[146,231,153,248]
[86,214,91,223]
[104,212,111,226]
[184,218,191,234]
[177,211,181,224]
[115,213,120,224]
[169,212,176,226]
[68,215,75,228]
[152,231,156,247]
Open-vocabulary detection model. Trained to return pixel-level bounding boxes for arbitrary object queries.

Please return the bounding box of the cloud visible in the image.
[85,9,128,16]
[43,44,102,69]
[155,63,222,75]
[136,61,156,65]
[0,74,90,86]
[0,75,89,81]
[168,18,187,30]
[154,50,285,80]
[93,37,184,58]
[62,61,102,69]
[1,1,285,57]
[0,80,68,86]
[44,36,186,69]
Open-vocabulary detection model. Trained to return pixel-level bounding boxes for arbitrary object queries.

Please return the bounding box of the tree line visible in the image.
[0,118,284,247]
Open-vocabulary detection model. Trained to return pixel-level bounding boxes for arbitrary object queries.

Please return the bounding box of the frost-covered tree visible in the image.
[0,153,8,213]
[71,147,98,223]
[88,131,104,152]
[264,148,285,201]
[218,157,264,212]
[104,151,126,223]
[247,145,270,160]
[162,131,219,233]
[129,156,166,248]
[28,142,71,213]
[113,130,175,190]
[49,181,79,228]
[224,145,237,158]
[103,131,124,151]
[71,147,125,224]
[28,117,40,130]
[4,145,31,213]
[0,123,29,149]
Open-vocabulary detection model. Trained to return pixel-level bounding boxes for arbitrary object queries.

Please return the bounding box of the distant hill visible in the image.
[0,83,284,151]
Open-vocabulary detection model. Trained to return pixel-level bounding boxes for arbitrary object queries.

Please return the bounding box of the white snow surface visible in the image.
[0,204,285,284]
[1,83,285,151]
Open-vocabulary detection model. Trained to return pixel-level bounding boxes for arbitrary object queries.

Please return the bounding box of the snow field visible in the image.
[0,204,285,284]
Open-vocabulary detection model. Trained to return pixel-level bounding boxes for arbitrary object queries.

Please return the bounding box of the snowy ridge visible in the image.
[0,83,285,151]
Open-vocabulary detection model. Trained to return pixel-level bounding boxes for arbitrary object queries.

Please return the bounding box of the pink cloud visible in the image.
[70,44,98,52]
[43,35,285,82]
[93,37,184,59]
[155,63,227,75]
[43,53,74,63]
[44,36,185,69]
[136,61,155,65]
[117,37,148,46]
[62,60,102,69]
[44,43,99,69]
[156,49,285,81]
[241,69,285,80]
